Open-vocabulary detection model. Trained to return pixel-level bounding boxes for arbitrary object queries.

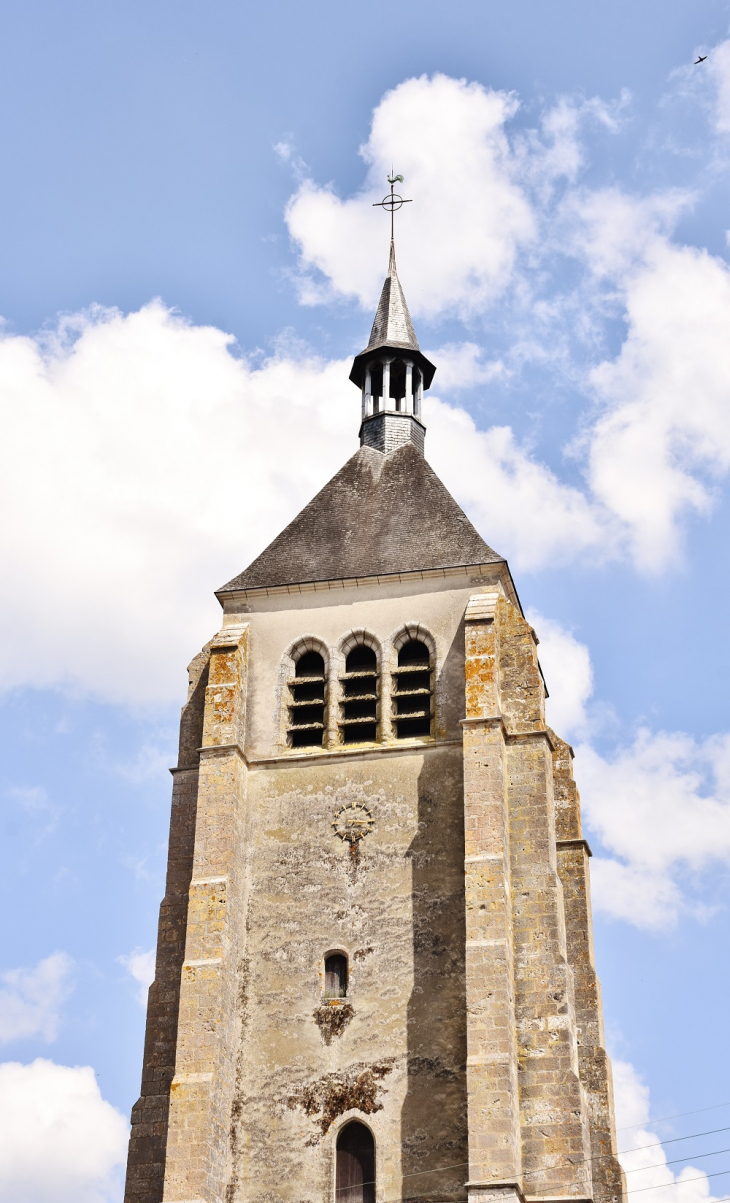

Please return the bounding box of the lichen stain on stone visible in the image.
[312,1001,354,1044]
[287,1061,394,1141]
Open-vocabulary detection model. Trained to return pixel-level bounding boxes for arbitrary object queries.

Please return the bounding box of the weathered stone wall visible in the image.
[552,733,626,1203]
[497,599,591,1200]
[162,623,249,1201]
[123,570,624,1203]
[220,572,498,1201]
[461,592,622,1203]
[231,748,467,1201]
[124,647,209,1203]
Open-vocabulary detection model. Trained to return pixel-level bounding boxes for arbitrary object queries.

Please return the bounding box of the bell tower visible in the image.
[123,220,626,1203]
[350,239,435,456]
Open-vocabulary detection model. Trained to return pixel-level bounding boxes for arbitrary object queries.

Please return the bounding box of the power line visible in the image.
[619,1102,730,1132]
[520,1125,730,1181]
[339,1175,730,1203]
[624,1145,730,1175]
[621,1124,730,1153]
[334,1119,730,1195]
[628,1167,730,1194]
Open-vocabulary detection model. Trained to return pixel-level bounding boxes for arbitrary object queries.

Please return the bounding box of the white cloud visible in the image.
[3,283,729,709]
[7,784,60,840]
[525,609,594,738]
[613,1059,720,1203]
[0,953,74,1044]
[707,37,730,133]
[427,397,611,571]
[285,73,535,319]
[3,75,729,708]
[8,785,50,814]
[563,186,689,283]
[515,92,630,202]
[0,301,354,706]
[107,739,175,784]
[523,601,730,933]
[577,729,730,929]
[0,1059,128,1203]
[586,237,730,570]
[283,72,730,576]
[481,600,730,932]
[0,299,620,707]
[118,948,155,1006]
[424,342,505,392]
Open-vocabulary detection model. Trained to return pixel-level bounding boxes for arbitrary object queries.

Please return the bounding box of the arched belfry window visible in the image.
[324,953,348,999]
[336,1122,375,1203]
[339,643,379,744]
[288,649,326,747]
[393,639,433,738]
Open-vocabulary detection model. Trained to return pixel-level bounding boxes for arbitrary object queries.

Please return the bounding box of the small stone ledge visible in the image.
[460,716,556,750]
[466,1183,527,1203]
[465,590,500,623]
[251,736,463,769]
[524,1197,594,1203]
[210,623,249,649]
[197,742,246,762]
[556,838,593,858]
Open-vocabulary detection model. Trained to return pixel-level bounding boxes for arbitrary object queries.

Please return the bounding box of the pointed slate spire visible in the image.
[350,239,436,456]
[367,240,420,354]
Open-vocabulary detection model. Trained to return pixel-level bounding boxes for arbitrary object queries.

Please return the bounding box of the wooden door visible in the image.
[335,1122,375,1203]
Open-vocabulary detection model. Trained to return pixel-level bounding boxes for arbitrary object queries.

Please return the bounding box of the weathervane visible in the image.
[373,171,412,240]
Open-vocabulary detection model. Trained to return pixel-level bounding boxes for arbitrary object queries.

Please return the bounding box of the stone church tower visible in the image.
[124,240,626,1203]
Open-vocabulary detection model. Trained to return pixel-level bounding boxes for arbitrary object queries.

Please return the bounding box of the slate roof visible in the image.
[367,240,420,353]
[218,443,504,594]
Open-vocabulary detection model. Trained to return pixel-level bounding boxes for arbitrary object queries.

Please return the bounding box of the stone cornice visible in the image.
[248,736,463,769]
[217,558,523,613]
[172,736,465,774]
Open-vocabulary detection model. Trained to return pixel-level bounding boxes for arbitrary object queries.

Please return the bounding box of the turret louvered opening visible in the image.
[340,644,379,744]
[370,362,383,414]
[288,650,326,747]
[360,354,424,422]
[393,639,432,738]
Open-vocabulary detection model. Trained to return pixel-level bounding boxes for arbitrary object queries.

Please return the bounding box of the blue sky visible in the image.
[2,1,730,1200]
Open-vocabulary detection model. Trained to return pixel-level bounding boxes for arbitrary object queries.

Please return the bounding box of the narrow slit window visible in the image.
[324,953,348,998]
[336,1122,375,1203]
[339,644,378,744]
[288,650,326,748]
[393,640,432,739]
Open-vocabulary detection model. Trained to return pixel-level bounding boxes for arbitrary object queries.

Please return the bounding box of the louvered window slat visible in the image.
[393,640,432,739]
[288,650,326,747]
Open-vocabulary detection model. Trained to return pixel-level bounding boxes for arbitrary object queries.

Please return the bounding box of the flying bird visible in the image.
[694,54,707,63]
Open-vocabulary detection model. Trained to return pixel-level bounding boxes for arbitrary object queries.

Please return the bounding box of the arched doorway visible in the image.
[335,1121,375,1203]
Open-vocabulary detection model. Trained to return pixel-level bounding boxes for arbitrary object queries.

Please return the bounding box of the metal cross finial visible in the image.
[373,172,412,241]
